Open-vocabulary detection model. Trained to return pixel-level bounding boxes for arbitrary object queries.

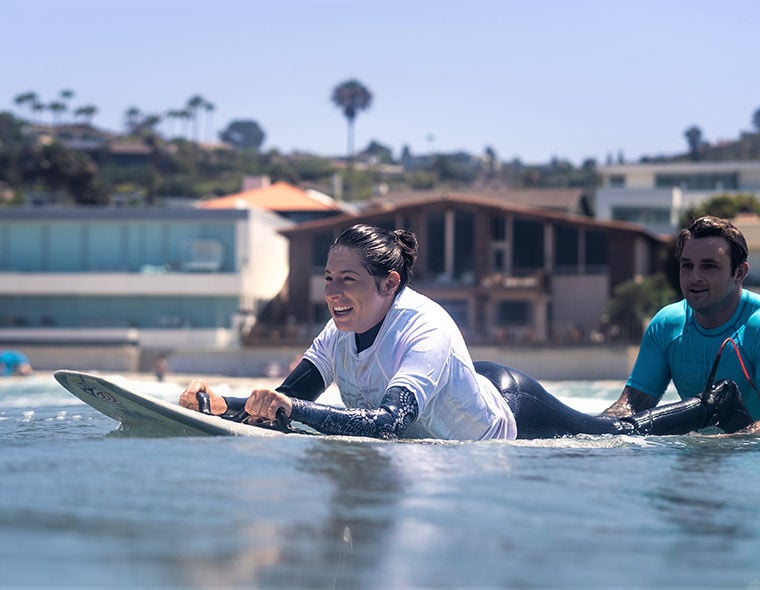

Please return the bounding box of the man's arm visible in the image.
[734,420,760,434]
[600,385,660,418]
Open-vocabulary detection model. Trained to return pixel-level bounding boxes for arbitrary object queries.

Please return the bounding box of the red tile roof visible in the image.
[198,181,341,212]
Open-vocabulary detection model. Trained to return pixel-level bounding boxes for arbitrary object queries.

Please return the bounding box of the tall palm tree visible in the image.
[32,101,45,124]
[74,104,98,125]
[59,89,74,125]
[331,79,372,198]
[14,91,39,120]
[48,101,66,126]
[165,109,183,138]
[203,101,215,143]
[125,106,141,134]
[186,94,206,143]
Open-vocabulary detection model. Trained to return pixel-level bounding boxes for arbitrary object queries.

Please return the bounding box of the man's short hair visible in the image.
[676,215,748,273]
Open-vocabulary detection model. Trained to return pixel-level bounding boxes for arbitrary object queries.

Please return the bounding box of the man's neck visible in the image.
[694,289,743,329]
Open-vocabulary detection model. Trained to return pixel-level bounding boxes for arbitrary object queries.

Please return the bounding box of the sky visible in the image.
[2,0,760,166]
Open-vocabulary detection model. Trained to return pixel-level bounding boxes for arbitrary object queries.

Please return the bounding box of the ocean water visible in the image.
[1,374,760,589]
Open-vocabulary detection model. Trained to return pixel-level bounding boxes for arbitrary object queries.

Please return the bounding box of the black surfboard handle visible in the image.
[196,391,292,432]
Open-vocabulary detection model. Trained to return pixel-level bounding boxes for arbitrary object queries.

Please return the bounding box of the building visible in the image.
[363,188,593,216]
[596,161,760,234]
[280,191,667,345]
[0,206,292,368]
[197,180,347,223]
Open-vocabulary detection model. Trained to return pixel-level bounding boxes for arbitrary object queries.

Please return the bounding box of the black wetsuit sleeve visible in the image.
[290,386,419,440]
[220,358,326,419]
[275,358,326,401]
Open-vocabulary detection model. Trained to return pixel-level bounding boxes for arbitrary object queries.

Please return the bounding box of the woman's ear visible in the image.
[384,271,401,296]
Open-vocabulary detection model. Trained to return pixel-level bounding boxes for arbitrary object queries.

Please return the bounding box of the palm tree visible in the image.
[125,106,141,134]
[331,79,373,198]
[165,109,183,138]
[74,104,98,125]
[14,91,39,120]
[203,101,215,143]
[59,89,74,125]
[48,101,66,126]
[186,94,206,143]
[32,101,45,124]
[179,109,192,139]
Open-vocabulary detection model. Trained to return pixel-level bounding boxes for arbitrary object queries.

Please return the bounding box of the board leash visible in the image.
[704,337,760,400]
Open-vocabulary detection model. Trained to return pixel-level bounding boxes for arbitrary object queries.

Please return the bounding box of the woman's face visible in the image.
[323,246,399,333]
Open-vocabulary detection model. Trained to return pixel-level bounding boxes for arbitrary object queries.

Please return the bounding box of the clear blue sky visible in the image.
[2,0,759,165]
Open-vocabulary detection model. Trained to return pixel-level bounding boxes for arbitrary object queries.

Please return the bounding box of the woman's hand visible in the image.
[244,389,293,423]
[179,379,228,415]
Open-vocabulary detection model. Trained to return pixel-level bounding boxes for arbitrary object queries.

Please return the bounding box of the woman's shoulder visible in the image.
[394,288,452,320]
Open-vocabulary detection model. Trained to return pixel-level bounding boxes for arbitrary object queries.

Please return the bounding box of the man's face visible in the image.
[679,236,746,326]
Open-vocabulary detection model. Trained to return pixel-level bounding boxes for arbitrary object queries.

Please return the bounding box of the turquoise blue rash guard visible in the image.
[0,350,29,376]
[627,289,760,420]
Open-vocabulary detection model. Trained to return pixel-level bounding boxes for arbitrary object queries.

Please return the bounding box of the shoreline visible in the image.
[17,342,638,383]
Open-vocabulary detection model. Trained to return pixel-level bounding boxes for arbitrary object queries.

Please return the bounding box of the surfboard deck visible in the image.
[54,370,285,437]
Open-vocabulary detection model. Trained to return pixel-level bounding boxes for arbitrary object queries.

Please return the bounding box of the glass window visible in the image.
[555,225,578,268]
[311,232,334,269]
[654,173,739,190]
[585,231,608,267]
[611,206,671,224]
[426,212,445,275]
[512,219,544,272]
[491,216,506,241]
[492,249,506,272]
[454,210,475,280]
[496,301,530,325]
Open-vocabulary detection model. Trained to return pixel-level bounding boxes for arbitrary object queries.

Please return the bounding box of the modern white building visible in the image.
[0,206,292,368]
[596,161,760,234]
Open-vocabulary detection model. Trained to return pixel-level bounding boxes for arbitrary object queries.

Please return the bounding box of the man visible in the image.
[601,215,760,433]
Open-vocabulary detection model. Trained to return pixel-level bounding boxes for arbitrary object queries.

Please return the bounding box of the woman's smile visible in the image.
[324,246,396,333]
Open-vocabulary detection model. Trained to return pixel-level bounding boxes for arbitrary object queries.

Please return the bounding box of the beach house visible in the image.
[596,160,760,234]
[278,191,667,346]
[0,206,292,370]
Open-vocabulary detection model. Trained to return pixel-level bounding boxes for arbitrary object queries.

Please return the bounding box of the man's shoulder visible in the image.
[742,288,760,308]
[651,298,688,325]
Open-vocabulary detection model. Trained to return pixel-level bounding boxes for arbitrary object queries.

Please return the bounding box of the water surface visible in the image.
[1,374,758,589]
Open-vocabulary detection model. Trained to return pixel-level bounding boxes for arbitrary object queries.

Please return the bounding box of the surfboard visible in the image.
[53,369,286,437]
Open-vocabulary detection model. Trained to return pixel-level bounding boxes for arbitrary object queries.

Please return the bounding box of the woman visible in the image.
[179,224,751,440]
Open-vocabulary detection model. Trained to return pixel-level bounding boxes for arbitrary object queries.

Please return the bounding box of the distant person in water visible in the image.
[602,215,758,434]
[0,350,32,376]
[179,224,751,440]
[154,355,169,382]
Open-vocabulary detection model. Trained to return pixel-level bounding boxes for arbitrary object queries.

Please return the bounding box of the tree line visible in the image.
[6,80,758,206]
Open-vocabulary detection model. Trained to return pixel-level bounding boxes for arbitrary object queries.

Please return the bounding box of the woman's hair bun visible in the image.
[393,229,418,269]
